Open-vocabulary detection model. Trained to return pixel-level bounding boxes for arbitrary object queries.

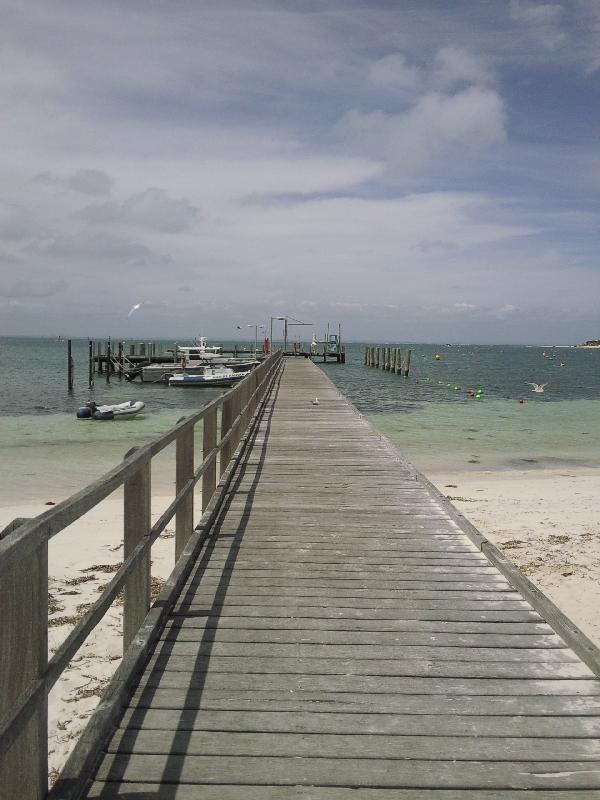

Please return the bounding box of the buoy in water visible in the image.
[434,354,441,360]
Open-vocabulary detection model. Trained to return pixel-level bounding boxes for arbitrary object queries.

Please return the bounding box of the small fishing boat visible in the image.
[76,400,145,420]
[168,367,249,387]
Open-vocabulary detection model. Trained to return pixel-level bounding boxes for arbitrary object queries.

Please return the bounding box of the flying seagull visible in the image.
[527,382,548,393]
[127,302,143,317]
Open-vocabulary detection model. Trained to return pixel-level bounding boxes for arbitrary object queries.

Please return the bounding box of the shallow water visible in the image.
[1,337,599,504]
[319,343,600,473]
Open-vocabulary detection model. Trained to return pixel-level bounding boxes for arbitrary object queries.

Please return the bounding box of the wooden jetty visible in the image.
[4,356,600,798]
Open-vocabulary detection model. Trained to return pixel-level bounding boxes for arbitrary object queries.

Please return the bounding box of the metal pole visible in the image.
[284,319,288,353]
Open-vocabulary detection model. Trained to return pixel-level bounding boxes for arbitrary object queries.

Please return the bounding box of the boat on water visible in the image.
[177,336,222,359]
[168,366,250,388]
[133,358,258,383]
[76,400,145,420]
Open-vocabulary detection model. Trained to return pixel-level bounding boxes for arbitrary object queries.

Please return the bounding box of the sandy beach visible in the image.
[428,467,600,644]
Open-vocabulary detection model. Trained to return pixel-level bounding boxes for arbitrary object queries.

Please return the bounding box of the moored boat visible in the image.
[168,367,250,387]
[76,400,145,420]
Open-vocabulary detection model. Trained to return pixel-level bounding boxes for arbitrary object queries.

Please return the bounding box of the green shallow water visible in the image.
[368,398,600,474]
[1,338,599,506]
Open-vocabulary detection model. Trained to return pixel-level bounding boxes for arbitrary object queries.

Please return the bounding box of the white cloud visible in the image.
[509,0,566,50]
[77,188,198,233]
[369,54,421,91]
[340,86,506,167]
[35,169,113,196]
[431,46,493,90]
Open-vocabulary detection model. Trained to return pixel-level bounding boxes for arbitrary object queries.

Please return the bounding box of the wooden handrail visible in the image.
[0,350,283,799]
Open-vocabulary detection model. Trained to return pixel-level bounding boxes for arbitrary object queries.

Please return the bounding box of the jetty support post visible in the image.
[404,349,412,377]
[385,347,390,372]
[67,339,74,392]
[106,340,111,383]
[117,341,124,378]
[88,340,94,387]
[123,452,151,651]
[364,347,368,366]
[175,420,194,561]
[202,407,217,511]
[0,518,48,800]
[375,347,380,368]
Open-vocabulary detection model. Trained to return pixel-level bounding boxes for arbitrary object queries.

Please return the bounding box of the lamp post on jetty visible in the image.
[270,316,286,353]
[247,323,265,357]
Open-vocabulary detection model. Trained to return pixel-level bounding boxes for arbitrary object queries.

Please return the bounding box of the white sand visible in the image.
[427,467,600,644]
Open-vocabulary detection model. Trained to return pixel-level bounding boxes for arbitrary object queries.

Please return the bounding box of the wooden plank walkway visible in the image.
[83,358,600,798]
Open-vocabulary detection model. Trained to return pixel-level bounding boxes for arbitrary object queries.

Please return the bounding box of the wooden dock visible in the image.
[69,358,600,798]
[5,355,600,798]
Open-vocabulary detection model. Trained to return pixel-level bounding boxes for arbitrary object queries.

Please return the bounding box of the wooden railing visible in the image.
[0,351,283,800]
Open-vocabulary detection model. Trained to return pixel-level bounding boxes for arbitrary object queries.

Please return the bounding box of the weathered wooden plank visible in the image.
[140,655,591,680]
[85,782,600,799]
[128,675,600,700]
[92,754,600,788]
[164,615,553,634]
[158,625,567,650]
[144,640,577,662]
[117,707,600,737]
[106,728,600,761]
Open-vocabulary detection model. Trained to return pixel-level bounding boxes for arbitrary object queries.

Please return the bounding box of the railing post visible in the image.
[202,407,217,511]
[220,395,234,476]
[0,518,47,800]
[175,422,194,561]
[123,453,151,651]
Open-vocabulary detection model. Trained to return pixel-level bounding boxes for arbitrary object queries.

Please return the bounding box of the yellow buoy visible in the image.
[434,354,441,360]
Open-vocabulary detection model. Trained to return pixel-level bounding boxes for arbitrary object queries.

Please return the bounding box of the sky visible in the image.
[1,0,600,344]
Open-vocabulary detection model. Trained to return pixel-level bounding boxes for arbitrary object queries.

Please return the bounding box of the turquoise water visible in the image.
[319,343,600,473]
[0,338,599,500]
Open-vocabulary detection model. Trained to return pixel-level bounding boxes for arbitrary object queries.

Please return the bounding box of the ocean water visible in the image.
[0,337,599,503]
[320,343,600,473]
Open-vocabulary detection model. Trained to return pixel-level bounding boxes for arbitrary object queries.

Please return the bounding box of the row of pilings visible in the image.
[364,345,412,377]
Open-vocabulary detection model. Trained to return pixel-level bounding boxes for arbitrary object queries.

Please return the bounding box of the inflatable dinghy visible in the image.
[76,400,145,420]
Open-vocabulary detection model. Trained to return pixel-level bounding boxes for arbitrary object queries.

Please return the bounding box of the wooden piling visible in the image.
[106,340,111,383]
[364,347,368,366]
[129,344,135,357]
[117,341,124,378]
[375,347,380,368]
[88,340,94,387]
[67,339,74,392]
[404,348,412,377]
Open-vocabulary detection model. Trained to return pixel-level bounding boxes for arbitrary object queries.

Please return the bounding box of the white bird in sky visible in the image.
[127,302,143,317]
[527,382,548,393]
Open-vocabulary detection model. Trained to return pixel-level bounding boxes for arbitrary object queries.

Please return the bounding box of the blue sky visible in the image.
[1,0,599,343]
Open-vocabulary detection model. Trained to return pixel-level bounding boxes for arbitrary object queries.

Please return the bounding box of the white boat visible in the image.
[76,400,145,420]
[177,336,222,359]
[168,367,249,387]
[136,358,258,383]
